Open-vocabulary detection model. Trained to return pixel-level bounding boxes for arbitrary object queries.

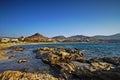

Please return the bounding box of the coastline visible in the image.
[0,42,64,80]
[0,43,16,60]
[0,42,57,60]
[0,42,119,60]
[0,42,32,60]
[0,42,120,80]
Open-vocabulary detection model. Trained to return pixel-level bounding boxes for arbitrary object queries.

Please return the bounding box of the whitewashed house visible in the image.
[1,38,10,43]
[10,38,19,43]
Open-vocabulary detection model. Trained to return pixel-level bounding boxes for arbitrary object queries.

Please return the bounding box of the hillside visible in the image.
[67,35,102,42]
[52,35,66,41]
[53,35,103,42]
[94,33,120,40]
[25,33,49,42]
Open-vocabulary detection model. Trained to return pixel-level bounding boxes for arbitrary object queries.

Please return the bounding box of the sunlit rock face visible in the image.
[34,47,120,80]
[35,47,84,65]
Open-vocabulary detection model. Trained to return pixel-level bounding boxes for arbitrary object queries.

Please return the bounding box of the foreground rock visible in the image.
[0,70,63,80]
[34,47,120,80]
[102,57,120,66]
[56,61,112,79]
[35,47,84,65]
[10,46,25,51]
[18,59,27,63]
[85,67,120,80]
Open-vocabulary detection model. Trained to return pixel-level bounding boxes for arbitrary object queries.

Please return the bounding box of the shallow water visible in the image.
[0,43,120,72]
[0,49,50,72]
[22,43,120,58]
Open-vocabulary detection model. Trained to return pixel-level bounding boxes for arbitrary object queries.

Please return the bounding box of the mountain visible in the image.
[67,35,87,41]
[25,33,49,42]
[52,35,66,41]
[53,35,103,42]
[67,35,102,42]
[94,33,120,40]
[2,33,120,43]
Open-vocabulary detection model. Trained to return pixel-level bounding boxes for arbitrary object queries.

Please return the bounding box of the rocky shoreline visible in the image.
[0,45,120,80]
[34,47,120,80]
[0,44,64,80]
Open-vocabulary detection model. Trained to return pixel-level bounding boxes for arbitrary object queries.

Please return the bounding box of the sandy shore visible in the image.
[0,43,15,60]
[0,42,56,60]
[0,42,29,60]
[0,42,63,80]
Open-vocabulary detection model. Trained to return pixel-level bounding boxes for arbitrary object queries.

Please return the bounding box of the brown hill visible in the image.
[25,33,49,42]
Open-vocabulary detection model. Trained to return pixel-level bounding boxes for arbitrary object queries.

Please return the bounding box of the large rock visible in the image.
[18,59,27,63]
[0,71,22,80]
[35,47,84,65]
[56,61,112,79]
[34,47,120,80]
[102,57,120,66]
[0,70,63,80]
[89,57,120,66]
[88,67,120,80]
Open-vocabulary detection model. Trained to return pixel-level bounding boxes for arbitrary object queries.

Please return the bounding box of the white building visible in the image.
[10,38,19,42]
[1,38,10,43]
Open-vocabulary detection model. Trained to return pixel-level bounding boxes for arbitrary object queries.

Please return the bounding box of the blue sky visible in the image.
[0,0,120,37]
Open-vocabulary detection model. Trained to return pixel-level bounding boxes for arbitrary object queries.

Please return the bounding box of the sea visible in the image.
[22,43,120,59]
[0,43,120,72]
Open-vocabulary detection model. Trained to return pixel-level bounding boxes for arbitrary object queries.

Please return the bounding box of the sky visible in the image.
[0,0,120,37]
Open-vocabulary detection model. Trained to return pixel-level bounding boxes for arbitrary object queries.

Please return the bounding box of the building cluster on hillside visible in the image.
[0,37,25,43]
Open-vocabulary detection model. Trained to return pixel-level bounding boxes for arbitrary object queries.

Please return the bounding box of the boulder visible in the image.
[42,53,61,65]
[10,46,25,51]
[18,59,27,63]
[8,54,16,59]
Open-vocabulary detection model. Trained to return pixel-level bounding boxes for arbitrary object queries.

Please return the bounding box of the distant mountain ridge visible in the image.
[52,35,103,42]
[52,35,66,41]
[93,33,120,40]
[1,33,120,43]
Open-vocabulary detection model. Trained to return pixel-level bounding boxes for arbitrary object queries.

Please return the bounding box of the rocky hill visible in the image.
[25,33,49,42]
[67,35,101,42]
[52,35,66,41]
[53,35,103,42]
[93,33,120,40]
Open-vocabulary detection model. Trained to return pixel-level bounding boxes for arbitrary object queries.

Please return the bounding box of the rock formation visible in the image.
[35,47,84,65]
[34,47,120,80]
